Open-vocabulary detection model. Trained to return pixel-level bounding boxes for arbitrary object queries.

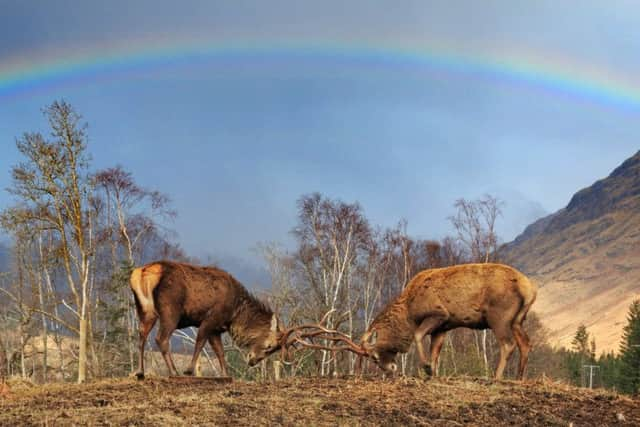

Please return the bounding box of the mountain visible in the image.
[503,150,640,353]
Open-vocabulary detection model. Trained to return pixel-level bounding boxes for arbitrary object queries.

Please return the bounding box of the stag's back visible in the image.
[401,263,536,328]
[130,261,248,326]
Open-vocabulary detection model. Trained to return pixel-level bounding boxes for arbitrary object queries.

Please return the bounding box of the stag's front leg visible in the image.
[208,334,228,377]
[414,316,446,377]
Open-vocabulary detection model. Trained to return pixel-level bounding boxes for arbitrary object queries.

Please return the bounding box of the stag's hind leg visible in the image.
[512,296,534,380]
[135,314,157,379]
[155,316,180,376]
[494,332,516,380]
[488,302,521,380]
[489,315,517,380]
[512,323,531,380]
[429,331,447,377]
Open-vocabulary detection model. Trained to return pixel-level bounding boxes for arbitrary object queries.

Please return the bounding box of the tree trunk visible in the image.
[0,336,7,381]
[78,318,88,383]
[42,322,48,382]
[482,330,489,378]
[273,360,282,381]
[37,233,49,382]
[19,331,25,379]
[37,276,48,382]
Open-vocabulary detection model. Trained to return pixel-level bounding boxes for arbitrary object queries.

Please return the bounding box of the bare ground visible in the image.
[1,376,638,426]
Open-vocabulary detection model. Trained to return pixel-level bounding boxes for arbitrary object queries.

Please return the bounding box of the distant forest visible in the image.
[0,101,638,395]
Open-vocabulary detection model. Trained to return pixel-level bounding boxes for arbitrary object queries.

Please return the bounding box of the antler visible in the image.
[279,310,369,360]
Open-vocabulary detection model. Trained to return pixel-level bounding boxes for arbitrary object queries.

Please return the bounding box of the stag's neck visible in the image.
[371,301,415,353]
[229,291,272,348]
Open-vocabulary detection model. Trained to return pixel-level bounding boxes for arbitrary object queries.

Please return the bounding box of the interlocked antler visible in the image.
[279,310,369,361]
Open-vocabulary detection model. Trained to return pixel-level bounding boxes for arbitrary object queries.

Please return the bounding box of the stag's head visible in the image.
[360,328,398,373]
[246,313,284,366]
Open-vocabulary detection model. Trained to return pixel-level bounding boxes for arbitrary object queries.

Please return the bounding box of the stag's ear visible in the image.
[368,330,378,345]
[270,313,278,332]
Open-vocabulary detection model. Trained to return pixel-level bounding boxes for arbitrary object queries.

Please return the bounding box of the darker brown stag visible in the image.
[130,261,282,378]
[361,263,537,380]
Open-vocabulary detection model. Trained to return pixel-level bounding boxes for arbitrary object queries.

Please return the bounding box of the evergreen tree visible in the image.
[618,300,640,394]
[572,324,590,355]
[566,324,594,386]
[598,351,620,390]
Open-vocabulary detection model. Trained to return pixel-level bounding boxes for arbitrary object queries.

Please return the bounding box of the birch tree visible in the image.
[293,193,370,375]
[3,101,95,383]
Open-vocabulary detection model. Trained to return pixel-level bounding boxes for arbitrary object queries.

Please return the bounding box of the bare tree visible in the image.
[448,194,503,263]
[94,166,175,267]
[293,193,370,375]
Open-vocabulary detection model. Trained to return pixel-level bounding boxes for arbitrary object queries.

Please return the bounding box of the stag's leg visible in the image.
[134,315,157,379]
[414,316,446,376]
[493,324,516,380]
[208,334,228,377]
[155,318,180,376]
[184,328,210,376]
[512,323,531,380]
[429,331,447,377]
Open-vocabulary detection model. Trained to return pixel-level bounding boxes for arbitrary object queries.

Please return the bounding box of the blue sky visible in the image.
[1,1,639,282]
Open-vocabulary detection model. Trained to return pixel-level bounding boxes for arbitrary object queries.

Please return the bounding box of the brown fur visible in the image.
[362,263,537,380]
[130,261,281,378]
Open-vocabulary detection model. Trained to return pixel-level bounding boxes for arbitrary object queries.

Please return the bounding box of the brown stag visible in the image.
[130,261,283,378]
[280,263,537,380]
[360,263,537,379]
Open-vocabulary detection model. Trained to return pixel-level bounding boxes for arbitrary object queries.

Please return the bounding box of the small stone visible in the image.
[616,413,626,422]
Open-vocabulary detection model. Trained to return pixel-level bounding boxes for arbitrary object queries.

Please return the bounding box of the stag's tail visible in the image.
[130,263,163,320]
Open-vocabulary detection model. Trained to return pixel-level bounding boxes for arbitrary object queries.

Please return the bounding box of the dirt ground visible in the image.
[1,376,638,426]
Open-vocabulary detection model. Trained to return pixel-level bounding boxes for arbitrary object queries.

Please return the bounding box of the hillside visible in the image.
[503,150,640,353]
[1,376,638,426]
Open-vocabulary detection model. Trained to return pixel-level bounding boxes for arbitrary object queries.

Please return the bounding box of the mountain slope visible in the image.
[503,150,640,353]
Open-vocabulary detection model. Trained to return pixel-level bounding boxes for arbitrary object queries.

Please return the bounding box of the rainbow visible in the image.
[2,37,640,112]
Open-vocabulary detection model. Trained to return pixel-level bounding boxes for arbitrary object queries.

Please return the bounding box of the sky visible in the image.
[1,1,639,284]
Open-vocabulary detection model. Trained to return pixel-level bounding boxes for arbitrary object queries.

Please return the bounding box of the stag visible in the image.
[130,261,283,378]
[280,263,536,380]
[360,263,537,379]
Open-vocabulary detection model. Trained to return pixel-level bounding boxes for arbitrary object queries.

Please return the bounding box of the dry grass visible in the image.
[1,376,638,426]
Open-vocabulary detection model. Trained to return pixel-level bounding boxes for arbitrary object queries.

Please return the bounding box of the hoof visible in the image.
[183,369,194,376]
[134,371,145,380]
